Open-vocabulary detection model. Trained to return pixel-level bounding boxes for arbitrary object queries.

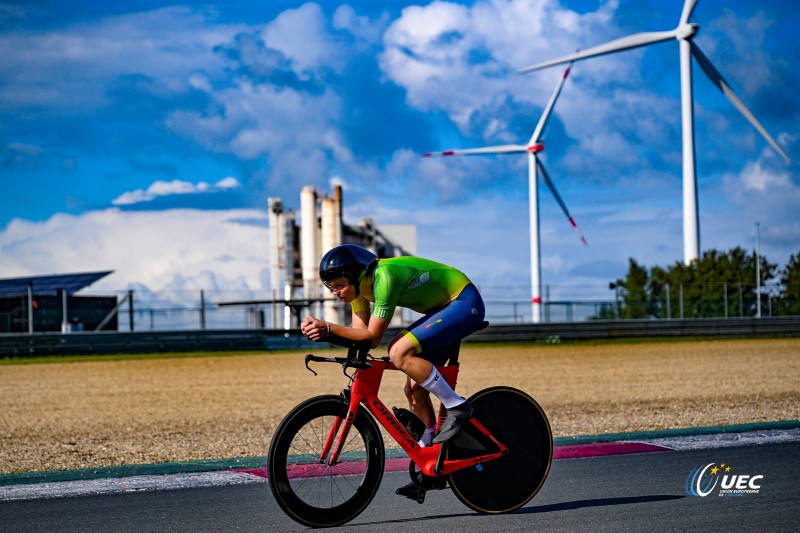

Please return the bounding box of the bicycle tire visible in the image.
[268,394,385,528]
[447,386,552,514]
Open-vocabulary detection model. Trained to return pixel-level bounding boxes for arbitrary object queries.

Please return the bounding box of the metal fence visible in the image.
[106,299,616,332]
[3,317,799,357]
[2,281,794,334]
[90,283,642,331]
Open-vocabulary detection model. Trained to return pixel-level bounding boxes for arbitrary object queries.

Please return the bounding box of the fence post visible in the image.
[724,283,728,318]
[756,222,762,318]
[128,289,134,331]
[60,288,69,333]
[738,282,743,317]
[27,282,34,334]
[545,285,550,323]
[679,284,684,319]
[665,283,671,320]
[200,290,206,330]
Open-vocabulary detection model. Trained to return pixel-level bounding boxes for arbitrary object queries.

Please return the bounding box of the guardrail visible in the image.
[468,316,800,343]
[2,317,798,357]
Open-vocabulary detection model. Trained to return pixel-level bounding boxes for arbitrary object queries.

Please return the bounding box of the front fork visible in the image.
[319,388,356,465]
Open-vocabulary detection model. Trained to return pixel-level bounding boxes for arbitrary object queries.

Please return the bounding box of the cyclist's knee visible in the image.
[390,351,413,371]
[388,336,415,370]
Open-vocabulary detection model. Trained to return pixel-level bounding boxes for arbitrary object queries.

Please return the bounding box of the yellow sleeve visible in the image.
[350,295,370,315]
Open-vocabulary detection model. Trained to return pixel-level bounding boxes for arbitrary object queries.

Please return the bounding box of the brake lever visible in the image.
[304,354,318,376]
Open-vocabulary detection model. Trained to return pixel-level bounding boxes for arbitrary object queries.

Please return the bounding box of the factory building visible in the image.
[268,184,415,328]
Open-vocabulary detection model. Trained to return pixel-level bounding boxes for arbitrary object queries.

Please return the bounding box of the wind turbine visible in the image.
[518,0,790,266]
[424,61,586,324]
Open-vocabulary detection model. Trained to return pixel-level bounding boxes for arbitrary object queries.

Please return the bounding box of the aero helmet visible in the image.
[319,244,378,293]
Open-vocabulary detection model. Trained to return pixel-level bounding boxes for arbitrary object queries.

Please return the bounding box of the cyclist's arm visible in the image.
[301,308,390,348]
[328,308,388,349]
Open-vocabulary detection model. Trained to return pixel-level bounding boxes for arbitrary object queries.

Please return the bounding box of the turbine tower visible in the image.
[424,61,586,324]
[519,0,790,266]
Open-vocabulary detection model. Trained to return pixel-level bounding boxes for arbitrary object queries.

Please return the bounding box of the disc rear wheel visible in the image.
[447,386,552,514]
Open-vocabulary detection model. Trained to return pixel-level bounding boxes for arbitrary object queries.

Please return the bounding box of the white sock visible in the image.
[419,367,465,409]
[418,426,435,447]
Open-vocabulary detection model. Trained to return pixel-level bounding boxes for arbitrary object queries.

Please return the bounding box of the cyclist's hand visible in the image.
[301,316,329,341]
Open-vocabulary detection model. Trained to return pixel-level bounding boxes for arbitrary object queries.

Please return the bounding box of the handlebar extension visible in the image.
[303,334,373,376]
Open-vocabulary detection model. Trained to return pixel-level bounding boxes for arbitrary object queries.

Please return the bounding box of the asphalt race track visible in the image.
[1,439,797,532]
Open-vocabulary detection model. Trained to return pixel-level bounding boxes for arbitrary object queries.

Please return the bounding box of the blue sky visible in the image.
[1,0,798,308]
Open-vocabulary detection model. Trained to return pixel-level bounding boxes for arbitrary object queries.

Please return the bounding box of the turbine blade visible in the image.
[518,29,678,74]
[423,144,528,157]
[691,43,791,163]
[535,158,588,245]
[679,0,698,25]
[530,59,575,144]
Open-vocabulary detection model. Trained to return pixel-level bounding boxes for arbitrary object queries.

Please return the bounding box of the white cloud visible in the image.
[735,160,792,193]
[379,0,628,130]
[111,178,242,206]
[718,148,800,253]
[333,5,389,43]
[216,176,241,189]
[260,2,345,78]
[0,208,268,298]
[166,81,344,183]
[0,7,248,113]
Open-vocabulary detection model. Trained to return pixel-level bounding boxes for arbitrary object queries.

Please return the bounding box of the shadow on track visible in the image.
[341,513,472,529]
[327,495,686,528]
[521,494,685,514]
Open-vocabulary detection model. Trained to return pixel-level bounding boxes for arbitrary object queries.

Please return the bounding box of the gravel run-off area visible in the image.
[1,338,798,474]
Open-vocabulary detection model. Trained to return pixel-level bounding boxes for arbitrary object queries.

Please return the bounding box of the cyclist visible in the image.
[301,244,486,451]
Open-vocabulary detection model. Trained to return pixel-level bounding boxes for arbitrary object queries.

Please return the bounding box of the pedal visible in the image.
[420,474,447,491]
[396,480,426,504]
[399,459,446,505]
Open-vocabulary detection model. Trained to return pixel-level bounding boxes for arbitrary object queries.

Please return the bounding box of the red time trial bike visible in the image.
[268,325,552,528]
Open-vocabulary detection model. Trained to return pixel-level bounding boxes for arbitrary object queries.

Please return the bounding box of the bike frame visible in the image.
[320,357,508,478]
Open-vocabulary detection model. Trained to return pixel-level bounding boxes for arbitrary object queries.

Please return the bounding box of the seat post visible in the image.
[447,343,461,366]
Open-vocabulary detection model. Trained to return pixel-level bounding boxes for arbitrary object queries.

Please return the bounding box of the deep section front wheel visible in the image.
[447,386,552,514]
[268,394,385,528]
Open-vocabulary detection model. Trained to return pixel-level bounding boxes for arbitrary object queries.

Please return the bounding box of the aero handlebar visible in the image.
[304,333,374,376]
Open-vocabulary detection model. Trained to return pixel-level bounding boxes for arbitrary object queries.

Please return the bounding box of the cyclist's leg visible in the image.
[389,334,464,411]
[388,334,460,498]
[404,376,436,431]
[413,285,485,443]
[387,331,460,405]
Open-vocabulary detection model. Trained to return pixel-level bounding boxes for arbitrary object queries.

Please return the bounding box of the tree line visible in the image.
[596,247,800,319]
